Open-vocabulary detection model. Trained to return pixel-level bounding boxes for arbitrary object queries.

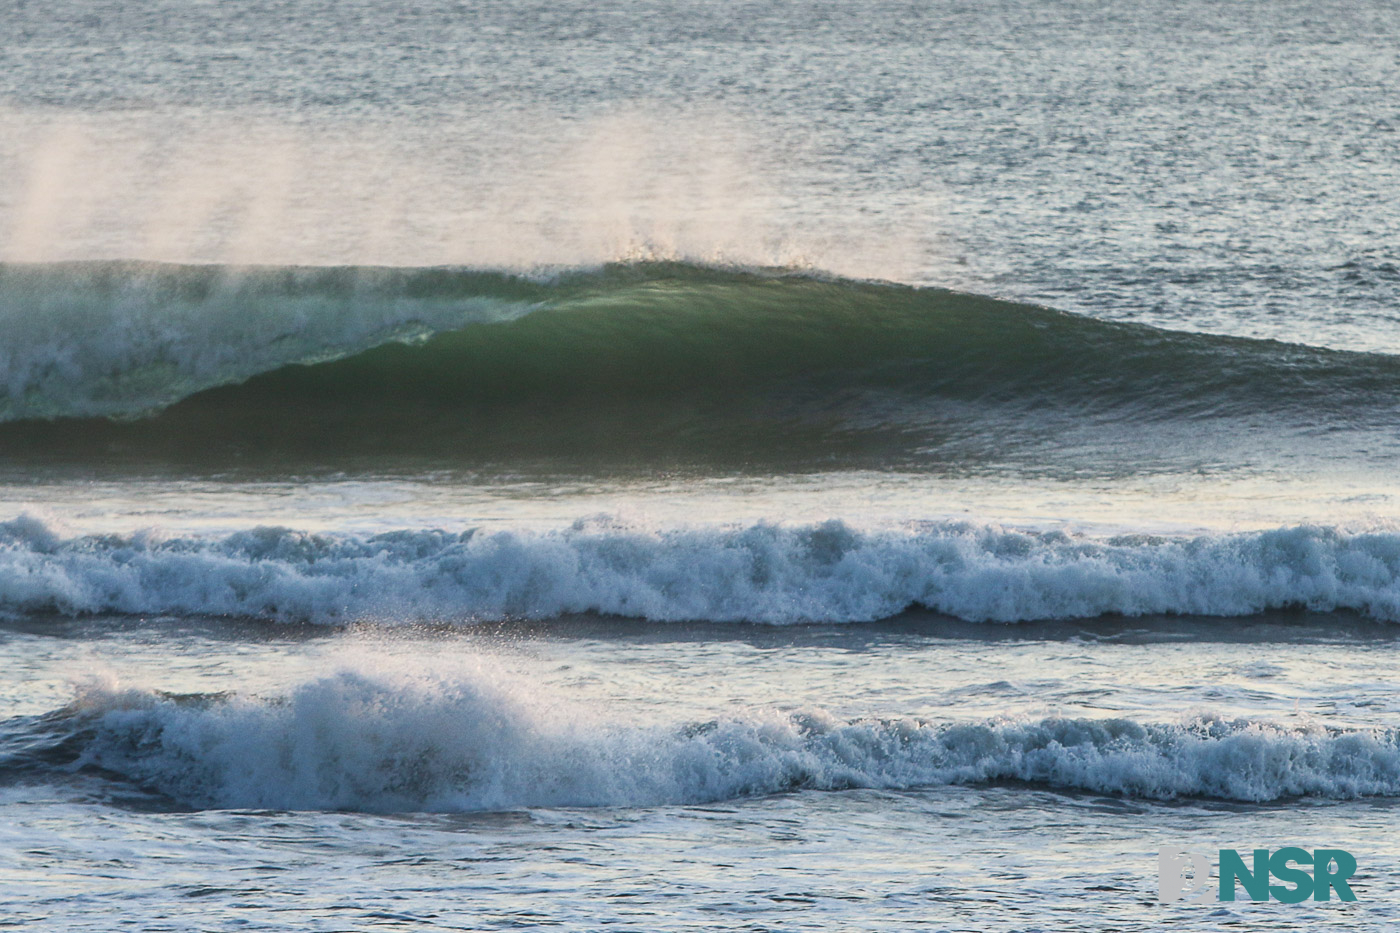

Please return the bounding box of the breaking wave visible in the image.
[2,260,1398,469]
[3,513,1400,625]
[14,669,1400,811]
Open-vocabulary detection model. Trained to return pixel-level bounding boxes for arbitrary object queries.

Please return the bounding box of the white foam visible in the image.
[0,268,536,420]
[65,669,1400,811]
[3,514,1400,625]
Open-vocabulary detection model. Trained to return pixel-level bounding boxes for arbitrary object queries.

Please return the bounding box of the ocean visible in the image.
[2,0,1399,929]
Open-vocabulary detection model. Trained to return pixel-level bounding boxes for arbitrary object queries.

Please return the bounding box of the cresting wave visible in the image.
[4,514,1400,625]
[2,260,1398,468]
[14,670,1400,810]
[0,261,545,422]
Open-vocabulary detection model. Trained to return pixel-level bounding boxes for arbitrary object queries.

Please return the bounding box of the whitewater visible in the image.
[6,515,1400,625]
[4,0,1400,930]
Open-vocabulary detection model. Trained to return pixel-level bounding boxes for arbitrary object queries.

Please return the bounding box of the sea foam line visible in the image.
[47,670,1400,810]
[3,514,1400,625]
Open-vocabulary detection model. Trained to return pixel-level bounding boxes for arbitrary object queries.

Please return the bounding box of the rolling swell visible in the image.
[2,260,1397,470]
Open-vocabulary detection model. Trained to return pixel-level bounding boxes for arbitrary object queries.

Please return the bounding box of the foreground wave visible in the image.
[3,261,1398,470]
[4,514,1399,625]
[13,670,1399,810]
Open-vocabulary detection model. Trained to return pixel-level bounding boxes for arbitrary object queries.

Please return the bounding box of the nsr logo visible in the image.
[1159,848,1358,903]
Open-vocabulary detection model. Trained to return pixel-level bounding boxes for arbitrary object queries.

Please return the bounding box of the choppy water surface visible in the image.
[5,617,1400,930]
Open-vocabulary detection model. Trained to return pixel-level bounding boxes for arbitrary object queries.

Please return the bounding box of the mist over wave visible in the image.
[20,668,1400,811]
[5,513,1400,625]
[0,108,926,278]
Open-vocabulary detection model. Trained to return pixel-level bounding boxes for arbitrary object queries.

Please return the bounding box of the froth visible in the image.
[59,667,1400,811]
[4,514,1400,625]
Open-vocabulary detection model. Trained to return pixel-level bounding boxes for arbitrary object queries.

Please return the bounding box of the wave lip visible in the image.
[0,262,549,422]
[31,672,1400,811]
[3,514,1400,625]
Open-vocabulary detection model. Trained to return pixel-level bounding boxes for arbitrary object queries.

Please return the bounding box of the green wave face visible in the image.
[2,261,1397,475]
